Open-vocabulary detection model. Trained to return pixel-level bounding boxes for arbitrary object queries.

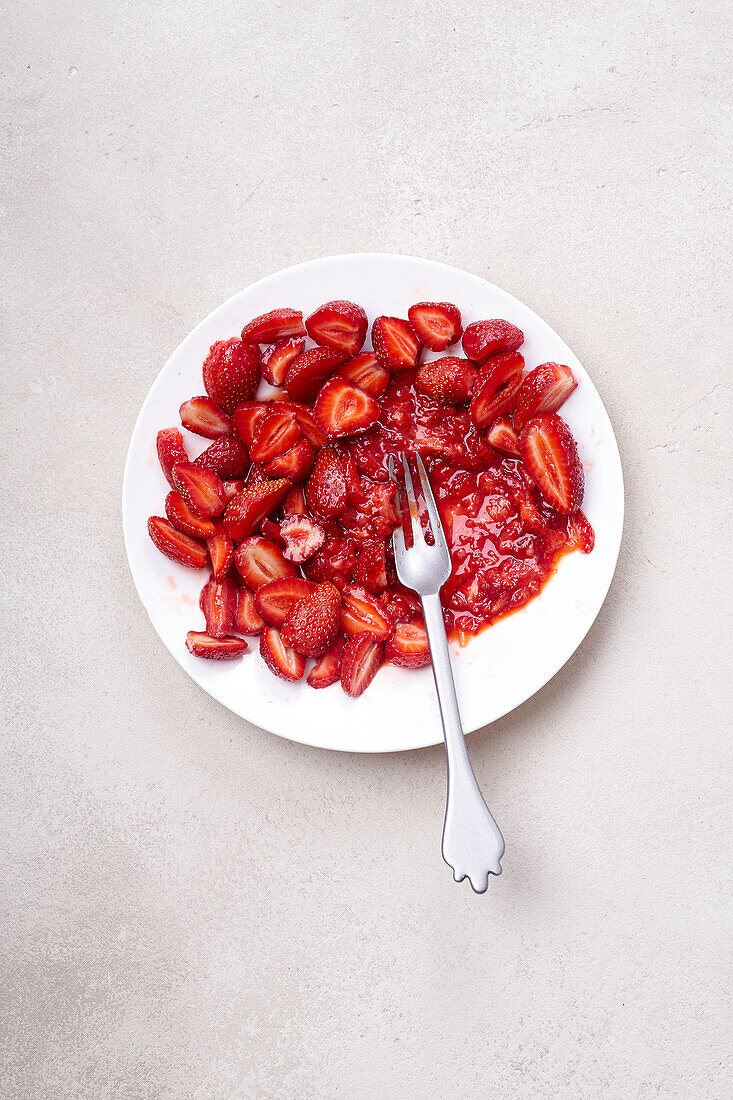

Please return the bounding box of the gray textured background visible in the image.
[2,1,731,1096]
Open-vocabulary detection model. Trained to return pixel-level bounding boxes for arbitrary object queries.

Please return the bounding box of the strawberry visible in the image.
[341,585,395,641]
[241,308,305,344]
[264,438,314,481]
[206,530,234,579]
[352,540,388,593]
[179,396,232,438]
[566,510,595,554]
[199,575,238,638]
[385,620,431,668]
[518,413,584,514]
[193,435,249,479]
[283,484,307,516]
[487,417,520,457]
[232,401,269,447]
[275,400,328,449]
[477,349,525,390]
[165,491,217,539]
[185,631,248,660]
[306,449,346,517]
[223,479,290,540]
[340,634,384,697]
[307,637,346,689]
[260,517,286,548]
[148,517,208,568]
[470,358,524,430]
[234,585,265,635]
[314,378,380,439]
[513,362,578,430]
[235,537,297,590]
[414,357,478,405]
[285,347,348,402]
[281,582,341,656]
[280,514,326,563]
[260,337,305,387]
[337,352,390,397]
[171,462,226,518]
[249,407,301,465]
[379,588,421,624]
[306,300,368,357]
[157,428,188,486]
[221,479,245,502]
[259,626,306,682]
[372,316,422,371]
[202,339,260,414]
[255,576,314,627]
[462,319,523,363]
[407,301,462,351]
[246,464,270,487]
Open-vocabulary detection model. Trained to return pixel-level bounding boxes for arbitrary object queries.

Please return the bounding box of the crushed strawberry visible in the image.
[487,417,520,457]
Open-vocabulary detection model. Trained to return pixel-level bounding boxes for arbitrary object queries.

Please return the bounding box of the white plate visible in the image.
[122,254,623,753]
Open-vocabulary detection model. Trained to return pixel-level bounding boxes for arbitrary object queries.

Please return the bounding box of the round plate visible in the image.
[123,254,623,753]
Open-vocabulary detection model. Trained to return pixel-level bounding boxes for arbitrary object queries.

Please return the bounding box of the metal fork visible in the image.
[388,452,505,892]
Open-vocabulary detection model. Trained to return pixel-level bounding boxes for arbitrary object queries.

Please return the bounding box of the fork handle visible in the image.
[420,593,505,891]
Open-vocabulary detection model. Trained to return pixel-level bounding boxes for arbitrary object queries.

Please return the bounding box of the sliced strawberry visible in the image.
[157,428,188,486]
[372,316,422,371]
[470,360,524,430]
[260,337,306,387]
[249,407,300,465]
[172,462,226,518]
[281,582,341,657]
[202,339,260,413]
[283,484,307,515]
[246,463,270,487]
[206,530,234,579]
[477,350,525,390]
[307,637,346,689]
[241,308,305,344]
[193,435,249,479]
[518,413,584,514]
[165,490,217,539]
[179,396,232,438]
[304,535,356,588]
[235,537,297,590]
[221,479,246,502]
[259,626,306,682]
[487,417,520,457]
[232,401,269,447]
[462,319,523,363]
[379,588,422,624]
[199,575,238,638]
[148,517,208,568]
[407,301,462,351]
[352,540,388,593]
[260,517,286,548]
[314,378,380,439]
[385,620,431,668]
[340,634,384,697]
[337,352,390,397]
[185,631,248,660]
[276,400,328,449]
[285,347,348,402]
[414,357,478,405]
[513,362,578,430]
[306,449,347,517]
[306,300,368,357]
[341,585,395,641]
[279,513,325,563]
[223,479,291,540]
[264,438,314,481]
[255,576,314,627]
[566,510,595,554]
[234,585,265,635]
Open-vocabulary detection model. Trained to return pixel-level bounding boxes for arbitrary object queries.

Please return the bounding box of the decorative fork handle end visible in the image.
[441,761,505,893]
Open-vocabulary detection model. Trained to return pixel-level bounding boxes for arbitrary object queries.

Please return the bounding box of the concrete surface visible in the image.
[1,0,731,1096]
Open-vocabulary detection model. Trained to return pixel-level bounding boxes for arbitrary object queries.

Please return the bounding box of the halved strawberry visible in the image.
[148,517,208,568]
[234,585,265,635]
[281,582,341,657]
[337,352,390,397]
[566,510,595,553]
[172,462,226,518]
[199,575,238,638]
[385,620,431,668]
[283,483,307,516]
[260,337,306,387]
[264,438,314,481]
[202,339,260,413]
[259,626,306,682]
[235,537,297,590]
[513,362,578,430]
[340,634,384,697]
[407,301,462,351]
[279,513,325,563]
[185,631,248,659]
[285,347,348,402]
[518,413,584,514]
[193,435,249,479]
[470,357,524,430]
[179,396,232,438]
[314,378,380,439]
[206,530,234,579]
[372,316,422,371]
[255,576,314,626]
[477,350,525,390]
[223,479,291,540]
[487,417,520,457]
[260,517,286,548]
[414,357,478,405]
[276,400,328,449]
[249,407,300,465]
[165,491,217,539]
[157,428,188,486]
[341,585,395,641]
[307,637,346,689]
[462,319,523,363]
[306,300,368,357]
[241,308,305,344]
[352,540,388,593]
[306,449,347,517]
[221,479,246,502]
[232,401,269,447]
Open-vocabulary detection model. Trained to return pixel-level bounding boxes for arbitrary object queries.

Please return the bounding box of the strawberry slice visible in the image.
[223,479,290,540]
[206,530,234,579]
[235,536,297,590]
[341,585,395,641]
[157,428,188,486]
[566,510,595,554]
[165,491,217,539]
[462,319,524,363]
[232,401,269,447]
[340,634,384,697]
[202,339,260,413]
[260,337,305,387]
[407,301,462,351]
[171,462,226,518]
[280,513,325,563]
[385,620,431,668]
[307,637,346,689]
[352,540,388,593]
[255,576,314,626]
[283,484,307,515]
[234,585,264,635]
[259,626,306,682]
[306,300,368,357]
[414,357,478,405]
[285,347,348,402]
[513,362,578,431]
[179,396,232,438]
[260,517,286,548]
[249,407,301,464]
[185,631,248,659]
[199,575,238,638]
[314,378,380,439]
[337,352,390,397]
[193,435,249,479]
[477,350,525,390]
[221,479,245,502]
[372,316,422,371]
[276,400,328,449]
[470,356,524,430]
[148,517,208,568]
[518,413,584,514]
[281,582,342,657]
[241,308,305,344]
[306,449,347,517]
[487,417,520,457]
[264,438,314,481]
[246,464,270,487]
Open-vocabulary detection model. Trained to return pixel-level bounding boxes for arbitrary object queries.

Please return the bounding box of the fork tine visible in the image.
[414,453,449,553]
[401,452,425,546]
[387,455,407,556]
